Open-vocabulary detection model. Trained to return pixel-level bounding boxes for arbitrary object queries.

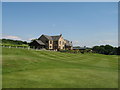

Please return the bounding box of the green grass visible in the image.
[2,47,118,88]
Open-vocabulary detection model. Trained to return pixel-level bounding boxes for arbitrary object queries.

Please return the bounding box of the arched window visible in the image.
[50,41,52,44]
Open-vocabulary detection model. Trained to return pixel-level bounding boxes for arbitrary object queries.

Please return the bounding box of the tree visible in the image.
[1,39,28,45]
[118,46,120,55]
[102,45,113,55]
[92,45,117,55]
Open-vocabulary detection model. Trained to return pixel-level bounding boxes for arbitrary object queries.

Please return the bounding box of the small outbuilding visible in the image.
[73,46,86,50]
[29,40,45,49]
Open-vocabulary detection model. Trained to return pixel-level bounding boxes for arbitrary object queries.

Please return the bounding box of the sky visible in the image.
[2,2,118,47]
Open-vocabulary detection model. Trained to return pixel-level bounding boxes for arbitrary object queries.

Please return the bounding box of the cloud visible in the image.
[2,34,37,42]
[97,40,118,47]
[72,39,118,47]
[98,40,112,43]
[119,41,120,46]
[72,41,80,46]
[2,35,22,40]
[28,38,37,41]
[98,40,117,44]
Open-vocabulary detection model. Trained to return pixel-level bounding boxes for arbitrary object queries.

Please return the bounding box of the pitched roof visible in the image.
[51,35,61,41]
[64,39,72,46]
[42,34,61,41]
[43,35,53,40]
[64,39,69,42]
[35,40,45,45]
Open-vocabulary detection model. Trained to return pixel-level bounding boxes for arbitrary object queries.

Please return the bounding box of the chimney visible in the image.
[60,34,62,36]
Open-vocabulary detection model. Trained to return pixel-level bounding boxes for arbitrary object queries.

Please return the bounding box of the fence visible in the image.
[0,44,30,50]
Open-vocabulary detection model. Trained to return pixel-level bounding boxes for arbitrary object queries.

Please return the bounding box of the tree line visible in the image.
[92,45,120,55]
[1,39,28,45]
[1,39,119,55]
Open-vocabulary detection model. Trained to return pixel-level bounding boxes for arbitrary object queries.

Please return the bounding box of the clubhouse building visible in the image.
[29,34,72,50]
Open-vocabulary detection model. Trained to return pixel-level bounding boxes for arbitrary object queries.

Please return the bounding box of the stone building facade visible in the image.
[29,34,72,50]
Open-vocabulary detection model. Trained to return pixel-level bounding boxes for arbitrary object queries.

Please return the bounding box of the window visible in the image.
[49,46,52,48]
[59,46,61,49]
[55,46,57,49]
[54,41,58,44]
[50,41,52,44]
[60,41,61,45]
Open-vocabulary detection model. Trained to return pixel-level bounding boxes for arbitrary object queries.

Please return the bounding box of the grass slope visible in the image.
[2,47,118,88]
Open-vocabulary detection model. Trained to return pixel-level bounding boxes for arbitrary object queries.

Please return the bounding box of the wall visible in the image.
[49,40,53,49]
[58,37,65,50]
